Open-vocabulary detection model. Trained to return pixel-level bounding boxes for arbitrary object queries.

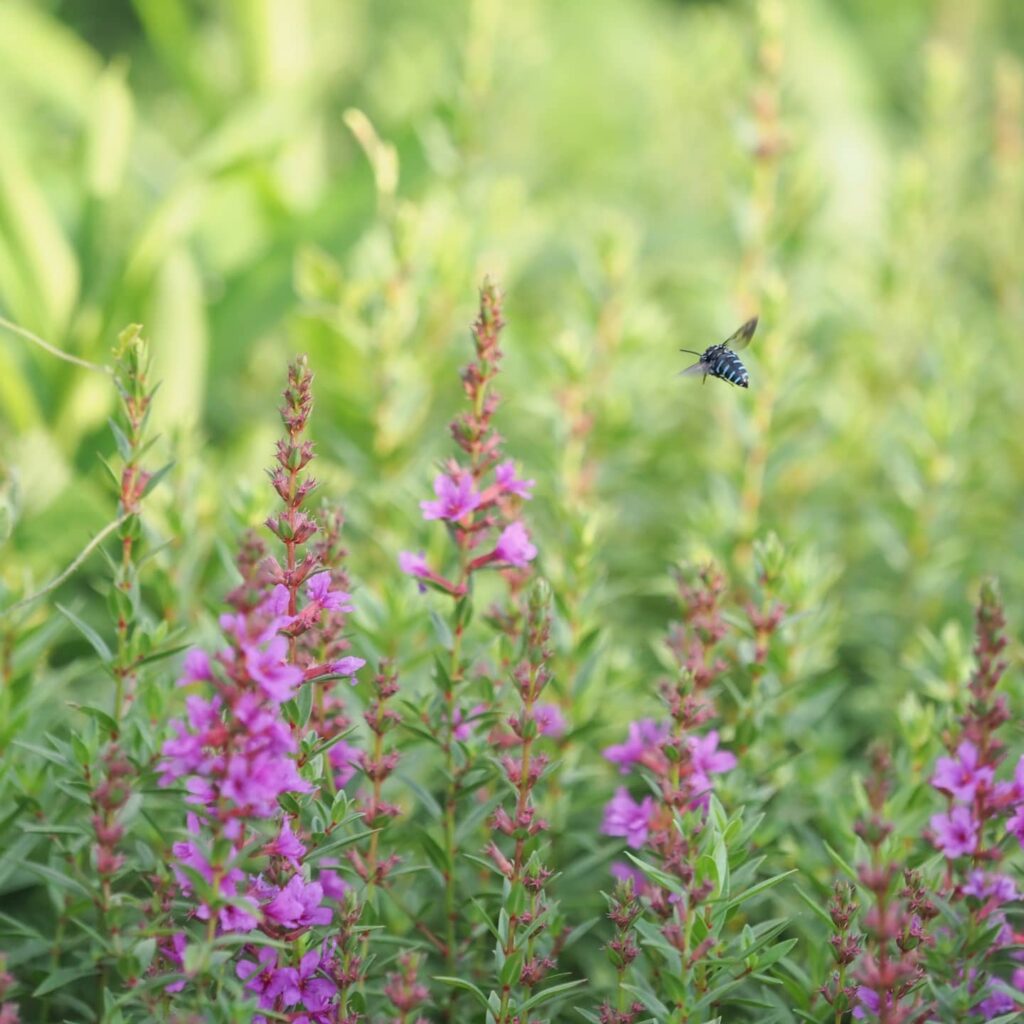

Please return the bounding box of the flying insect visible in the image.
[679,317,758,388]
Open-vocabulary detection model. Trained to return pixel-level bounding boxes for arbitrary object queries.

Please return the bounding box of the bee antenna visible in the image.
[678,348,703,357]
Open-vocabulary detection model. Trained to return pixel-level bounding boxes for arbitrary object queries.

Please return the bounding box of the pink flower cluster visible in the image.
[928,741,1024,859]
[401,462,536,591]
[157,579,358,940]
[600,723,735,851]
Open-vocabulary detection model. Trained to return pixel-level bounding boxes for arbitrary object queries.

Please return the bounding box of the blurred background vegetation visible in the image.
[1,0,1023,935]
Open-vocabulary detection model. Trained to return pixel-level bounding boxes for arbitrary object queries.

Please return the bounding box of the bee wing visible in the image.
[724,316,758,351]
[678,361,706,377]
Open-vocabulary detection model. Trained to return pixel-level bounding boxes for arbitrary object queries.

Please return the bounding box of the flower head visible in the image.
[689,730,737,777]
[603,719,668,774]
[420,472,480,521]
[601,788,654,849]
[535,703,567,738]
[306,573,353,613]
[1007,805,1024,847]
[930,806,980,859]
[244,635,304,703]
[963,870,1019,904]
[398,551,431,579]
[263,875,332,930]
[493,522,537,566]
[930,741,993,802]
[495,460,535,499]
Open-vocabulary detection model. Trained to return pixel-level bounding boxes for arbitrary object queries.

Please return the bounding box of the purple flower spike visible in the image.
[493,522,537,566]
[420,472,481,521]
[930,806,980,859]
[601,787,654,849]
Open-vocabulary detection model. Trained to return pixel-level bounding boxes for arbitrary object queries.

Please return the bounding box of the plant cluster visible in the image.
[2,283,1018,1024]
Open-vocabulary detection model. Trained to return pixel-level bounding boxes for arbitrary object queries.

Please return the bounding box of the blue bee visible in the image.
[679,317,758,388]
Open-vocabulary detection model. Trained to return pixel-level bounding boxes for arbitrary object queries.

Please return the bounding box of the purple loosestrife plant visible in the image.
[923,581,1024,1017]
[818,881,862,1019]
[383,952,431,1023]
[592,563,795,1019]
[598,880,645,1024]
[156,358,370,1019]
[400,280,538,974]
[86,329,169,1000]
[477,580,580,1019]
[11,327,181,1022]
[848,747,937,1024]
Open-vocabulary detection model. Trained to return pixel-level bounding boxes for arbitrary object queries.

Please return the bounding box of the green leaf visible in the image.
[137,642,192,667]
[519,978,587,1012]
[33,962,98,997]
[499,949,524,987]
[141,460,175,497]
[722,869,797,911]
[429,609,453,647]
[294,679,314,729]
[70,702,118,734]
[304,829,375,861]
[433,976,489,1008]
[794,884,835,929]
[56,604,112,662]
[469,897,501,942]
[624,851,684,896]
[753,937,798,971]
[621,982,670,1018]
[822,841,858,883]
[416,829,451,874]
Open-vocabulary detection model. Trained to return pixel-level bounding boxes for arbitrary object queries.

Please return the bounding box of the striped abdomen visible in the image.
[704,346,749,388]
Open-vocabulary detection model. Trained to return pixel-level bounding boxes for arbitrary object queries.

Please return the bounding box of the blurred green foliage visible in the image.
[1,0,1023,1016]
[3,0,1021,745]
